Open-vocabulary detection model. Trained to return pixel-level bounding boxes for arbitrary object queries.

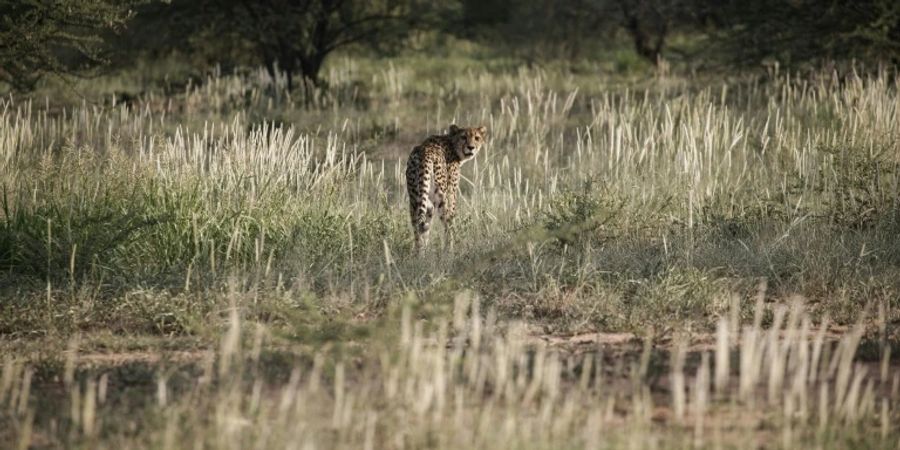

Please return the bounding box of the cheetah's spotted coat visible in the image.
[405,124,487,252]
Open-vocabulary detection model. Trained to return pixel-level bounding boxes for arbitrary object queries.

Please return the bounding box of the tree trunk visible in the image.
[283,57,296,92]
[298,53,327,108]
[625,16,666,65]
[619,1,667,66]
[299,53,325,87]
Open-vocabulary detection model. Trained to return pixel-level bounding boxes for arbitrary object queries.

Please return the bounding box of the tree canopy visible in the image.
[0,0,133,91]
[2,0,899,92]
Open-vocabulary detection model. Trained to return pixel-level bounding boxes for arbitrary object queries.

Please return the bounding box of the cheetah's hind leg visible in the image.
[411,199,433,254]
[409,184,434,256]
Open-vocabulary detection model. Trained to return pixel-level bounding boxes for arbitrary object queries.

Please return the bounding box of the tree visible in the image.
[456,0,689,66]
[616,0,670,65]
[127,0,445,94]
[705,0,900,68]
[0,0,133,91]
[207,0,434,92]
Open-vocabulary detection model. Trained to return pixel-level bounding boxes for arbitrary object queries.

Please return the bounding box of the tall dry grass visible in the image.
[2,292,897,448]
[0,61,899,448]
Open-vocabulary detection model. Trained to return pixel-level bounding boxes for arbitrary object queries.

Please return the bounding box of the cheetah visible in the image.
[405,124,487,253]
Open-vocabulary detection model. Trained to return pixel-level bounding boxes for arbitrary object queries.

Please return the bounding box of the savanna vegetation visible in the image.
[1,1,899,448]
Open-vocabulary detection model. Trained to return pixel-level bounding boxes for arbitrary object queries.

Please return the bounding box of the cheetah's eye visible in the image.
[475,136,481,141]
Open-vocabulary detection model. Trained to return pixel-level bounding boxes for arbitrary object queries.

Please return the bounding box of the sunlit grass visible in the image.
[0,60,899,448]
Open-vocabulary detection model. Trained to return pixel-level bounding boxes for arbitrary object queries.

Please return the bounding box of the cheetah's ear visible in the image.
[448,124,460,135]
[477,126,487,135]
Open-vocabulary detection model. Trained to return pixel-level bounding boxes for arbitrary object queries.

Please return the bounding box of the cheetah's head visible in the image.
[449,124,487,162]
